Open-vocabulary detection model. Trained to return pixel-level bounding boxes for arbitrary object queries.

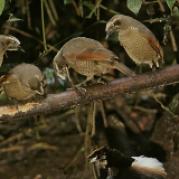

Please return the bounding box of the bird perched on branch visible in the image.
[106,14,164,68]
[89,147,167,178]
[0,35,20,67]
[0,63,45,101]
[53,37,135,85]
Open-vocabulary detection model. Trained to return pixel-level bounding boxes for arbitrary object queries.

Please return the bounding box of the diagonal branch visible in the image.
[0,65,179,121]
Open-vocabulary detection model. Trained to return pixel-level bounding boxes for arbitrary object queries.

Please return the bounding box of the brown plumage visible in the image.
[0,63,45,101]
[0,35,20,67]
[106,14,164,68]
[53,37,135,83]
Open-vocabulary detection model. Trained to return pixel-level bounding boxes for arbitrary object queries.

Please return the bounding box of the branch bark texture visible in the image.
[0,65,179,121]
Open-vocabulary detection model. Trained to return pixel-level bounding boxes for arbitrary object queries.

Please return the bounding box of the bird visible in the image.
[88,146,167,178]
[0,35,20,67]
[0,63,45,101]
[105,14,164,68]
[53,37,135,85]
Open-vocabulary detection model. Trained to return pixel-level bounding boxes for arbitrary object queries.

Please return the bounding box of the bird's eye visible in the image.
[114,20,121,26]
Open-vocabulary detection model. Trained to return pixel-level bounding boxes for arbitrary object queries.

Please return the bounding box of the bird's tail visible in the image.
[131,156,167,177]
[113,60,136,77]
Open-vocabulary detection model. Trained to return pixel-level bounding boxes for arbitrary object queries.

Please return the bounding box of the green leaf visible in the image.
[0,0,5,16]
[172,6,179,17]
[127,0,142,14]
[83,1,95,11]
[64,0,73,5]
[165,0,175,11]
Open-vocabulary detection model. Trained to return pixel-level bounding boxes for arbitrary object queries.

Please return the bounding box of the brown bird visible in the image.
[53,37,135,85]
[0,63,45,101]
[0,35,20,67]
[105,14,164,68]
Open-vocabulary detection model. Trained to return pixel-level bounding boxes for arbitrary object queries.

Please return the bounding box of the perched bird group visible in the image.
[54,14,164,86]
[0,13,166,178]
[0,35,45,101]
[0,14,164,101]
[53,37,135,85]
[52,14,165,178]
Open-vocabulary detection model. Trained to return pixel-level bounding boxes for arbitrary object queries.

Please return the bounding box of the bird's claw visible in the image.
[75,86,87,97]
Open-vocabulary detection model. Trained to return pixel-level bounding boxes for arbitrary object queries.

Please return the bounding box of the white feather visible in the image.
[131,156,167,177]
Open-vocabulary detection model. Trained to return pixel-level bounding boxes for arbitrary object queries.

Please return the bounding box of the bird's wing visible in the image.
[137,27,163,60]
[75,48,117,62]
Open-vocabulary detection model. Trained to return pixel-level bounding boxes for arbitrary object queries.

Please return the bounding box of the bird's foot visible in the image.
[74,86,87,96]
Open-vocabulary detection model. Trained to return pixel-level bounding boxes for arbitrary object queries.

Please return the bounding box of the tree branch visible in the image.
[1,65,179,121]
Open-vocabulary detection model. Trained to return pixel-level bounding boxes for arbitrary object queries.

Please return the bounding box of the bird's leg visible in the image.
[96,77,108,85]
[149,62,153,69]
[65,66,90,96]
[65,66,85,134]
[65,66,86,96]
[76,75,94,87]
[74,75,95,96]
[65,66,75,88]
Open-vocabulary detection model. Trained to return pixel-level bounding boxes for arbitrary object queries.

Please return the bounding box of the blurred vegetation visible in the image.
[0,0,178,179]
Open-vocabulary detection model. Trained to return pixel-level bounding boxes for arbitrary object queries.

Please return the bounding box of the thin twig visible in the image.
[48,0,59,21]
[87,0,102,19]
[25,0,32,29]
[99,4,118,15]
[3,25,58,52]
[44,0,56,26]
[152,95,177,117]
[143,17,168,24]
[169,28,178,52]
[157,0,166,13]
[40,0,47,52]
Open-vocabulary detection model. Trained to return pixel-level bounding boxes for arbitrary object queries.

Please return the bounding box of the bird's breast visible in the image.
[118,29,158,64]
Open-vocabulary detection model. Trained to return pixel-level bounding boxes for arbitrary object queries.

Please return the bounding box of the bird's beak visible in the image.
[105,31,113,40]
[18,46,26,53]
[7,44,21,51]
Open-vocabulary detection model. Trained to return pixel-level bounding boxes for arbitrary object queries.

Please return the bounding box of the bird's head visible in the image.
[0,35,21,51]
[105,15,128,39]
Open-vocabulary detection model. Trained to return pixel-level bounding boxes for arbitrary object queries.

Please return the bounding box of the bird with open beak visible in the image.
[105,14,164,68]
